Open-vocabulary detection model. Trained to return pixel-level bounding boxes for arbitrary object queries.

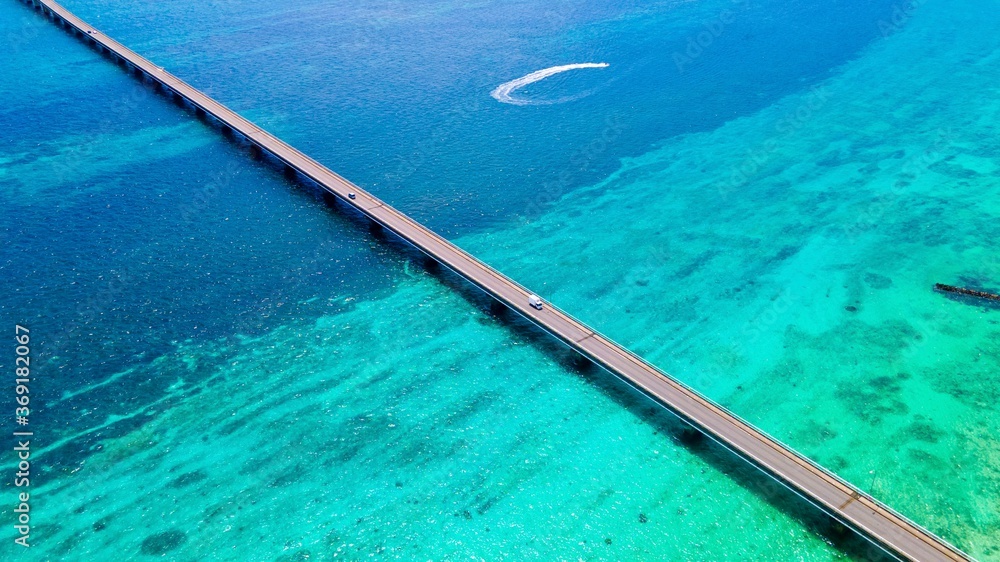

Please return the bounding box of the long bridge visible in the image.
[19,0,975,560]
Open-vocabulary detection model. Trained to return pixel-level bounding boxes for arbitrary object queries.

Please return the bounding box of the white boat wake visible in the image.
[491,62,609,105]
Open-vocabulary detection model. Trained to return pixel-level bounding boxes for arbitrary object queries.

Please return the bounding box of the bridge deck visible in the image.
[23,0,974,560]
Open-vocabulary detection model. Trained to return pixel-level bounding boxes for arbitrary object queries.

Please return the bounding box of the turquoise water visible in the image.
[2,0,999,559]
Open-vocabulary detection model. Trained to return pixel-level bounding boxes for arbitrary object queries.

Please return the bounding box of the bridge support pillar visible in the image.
[248,144,263,160]
[678,426,705,445]
[572,353,593,371]
[321,190,337,207]
[827,517,849,537]
[368,221,385,238]
[283,164,297,180]
[489,299,507,317]
[823,517,853,550]
[423,256,440,273]
[195,106,206,119]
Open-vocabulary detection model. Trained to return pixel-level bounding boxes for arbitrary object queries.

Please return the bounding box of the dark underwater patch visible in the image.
[863,272,893,289]
[835,374,909,426]
[904,420,945,444]
[140,530,187,555]
[169,469,208,488]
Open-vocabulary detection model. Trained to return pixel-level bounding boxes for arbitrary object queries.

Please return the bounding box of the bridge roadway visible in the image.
[22,0,974,560]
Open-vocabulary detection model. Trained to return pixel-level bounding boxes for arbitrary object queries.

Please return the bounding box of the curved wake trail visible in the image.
[491,63,609,105]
